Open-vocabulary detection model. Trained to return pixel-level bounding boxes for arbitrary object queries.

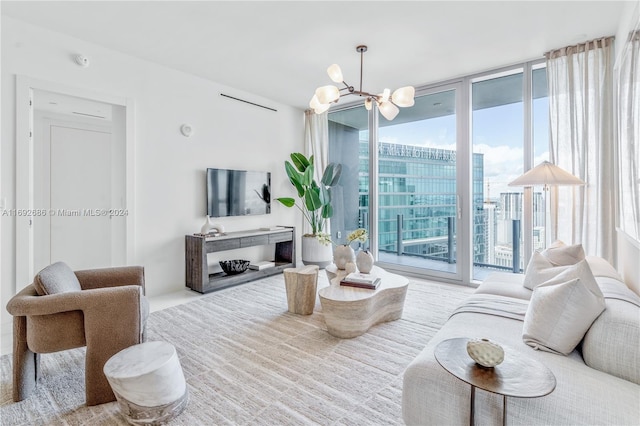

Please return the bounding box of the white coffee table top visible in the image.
[320,265,408,302]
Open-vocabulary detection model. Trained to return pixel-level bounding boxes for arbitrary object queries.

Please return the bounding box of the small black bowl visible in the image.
[219,259,250,275]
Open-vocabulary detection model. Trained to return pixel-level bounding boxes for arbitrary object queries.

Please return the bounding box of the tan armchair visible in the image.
[6,262,149,406]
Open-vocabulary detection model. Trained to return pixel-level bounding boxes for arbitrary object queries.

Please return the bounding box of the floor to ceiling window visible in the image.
[328,60,547,284]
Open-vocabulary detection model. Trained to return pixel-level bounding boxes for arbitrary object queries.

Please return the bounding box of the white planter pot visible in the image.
[301,236,332,268]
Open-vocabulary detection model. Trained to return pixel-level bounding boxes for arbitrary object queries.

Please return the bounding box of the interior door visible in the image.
[46,124,112,270]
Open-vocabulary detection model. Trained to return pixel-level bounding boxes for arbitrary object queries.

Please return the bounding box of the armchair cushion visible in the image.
[33,261,81,296]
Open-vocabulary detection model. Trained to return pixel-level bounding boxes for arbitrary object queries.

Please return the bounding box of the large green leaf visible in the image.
[276,197,295,207]
[304,187,322,212]
[284,161,304,197]
[321,163,342,186]
[321,203,333,219]
[302,164,315,187]
[319,185,331,206]
[290,153,310,172]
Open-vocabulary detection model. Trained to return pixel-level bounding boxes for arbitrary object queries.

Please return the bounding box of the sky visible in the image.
[376,97,549,199]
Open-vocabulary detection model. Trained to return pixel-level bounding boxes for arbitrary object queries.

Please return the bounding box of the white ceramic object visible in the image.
[301,235,332,268]
[345,262,357,274]
[200,216,214,234]
[356,250,374,273]
[466,338,505,368]
[104,341,188,424]
[333,245,356,270]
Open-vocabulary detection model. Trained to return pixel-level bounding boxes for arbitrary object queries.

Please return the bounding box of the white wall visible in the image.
[1,17,304,335]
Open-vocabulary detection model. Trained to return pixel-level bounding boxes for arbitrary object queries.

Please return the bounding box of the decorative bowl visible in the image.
[466,338,504,368]
[219,259,250,275]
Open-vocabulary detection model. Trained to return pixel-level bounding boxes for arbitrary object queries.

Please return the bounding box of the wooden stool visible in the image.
[283,265,319,315]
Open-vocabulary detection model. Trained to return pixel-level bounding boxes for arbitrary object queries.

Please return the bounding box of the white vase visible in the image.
[301,235,332,268]
[333,245,356,270]
[200,216,214,234]
[356,250,374,273]
[466,338,504,368]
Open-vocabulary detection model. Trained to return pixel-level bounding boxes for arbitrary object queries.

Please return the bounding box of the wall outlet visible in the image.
[336,231,341,239]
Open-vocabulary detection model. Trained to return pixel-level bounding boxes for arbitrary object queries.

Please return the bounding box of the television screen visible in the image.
[206,168,271,217]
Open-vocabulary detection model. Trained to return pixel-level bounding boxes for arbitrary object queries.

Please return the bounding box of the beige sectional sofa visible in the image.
[402,256,640,425]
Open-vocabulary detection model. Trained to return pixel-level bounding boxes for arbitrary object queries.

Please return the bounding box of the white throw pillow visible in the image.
[523,252,573,290]
[541,240,585,266]
[522,260,606,355]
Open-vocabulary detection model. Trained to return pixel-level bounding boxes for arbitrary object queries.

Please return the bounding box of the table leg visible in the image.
[502,394,506,426]
[470,385,475,426]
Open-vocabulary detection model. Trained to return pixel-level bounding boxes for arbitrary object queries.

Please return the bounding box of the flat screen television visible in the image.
[206,168,271,217]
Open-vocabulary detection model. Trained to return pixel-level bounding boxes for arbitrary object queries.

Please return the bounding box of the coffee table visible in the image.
[434,337,556,426]
[318,265,409,338]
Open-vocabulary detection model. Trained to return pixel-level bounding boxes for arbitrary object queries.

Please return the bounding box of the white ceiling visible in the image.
[2,1,626,109]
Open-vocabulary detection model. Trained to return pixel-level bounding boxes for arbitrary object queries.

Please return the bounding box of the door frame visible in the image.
[15,75,136,291]
[373,81,470,285]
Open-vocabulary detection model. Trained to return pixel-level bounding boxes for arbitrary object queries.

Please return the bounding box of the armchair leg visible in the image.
[12,316,40,401]
[84,346,116,406]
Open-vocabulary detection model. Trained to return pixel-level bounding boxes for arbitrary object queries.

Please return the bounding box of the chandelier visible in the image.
[309,45,415,120]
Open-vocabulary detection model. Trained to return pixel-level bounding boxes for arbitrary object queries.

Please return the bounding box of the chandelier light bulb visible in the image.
[392,86,416,107]
[309,95,331,114]
[315,85,340,104]
[380,88,391,103]
[327,64,344,83]
[364,98,373,111]
[378,101,399,121]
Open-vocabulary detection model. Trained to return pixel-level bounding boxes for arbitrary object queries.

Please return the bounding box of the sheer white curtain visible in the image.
[304,109,329,235]
[617,30,640,242]
[546,37,615,262]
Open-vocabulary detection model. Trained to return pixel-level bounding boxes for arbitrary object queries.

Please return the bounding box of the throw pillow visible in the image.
[522,260,606,355]
[33,261,82,296]
[541,240,585,266]
[523,252,573,290]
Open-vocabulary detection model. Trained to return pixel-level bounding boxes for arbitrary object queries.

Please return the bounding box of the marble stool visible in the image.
[283,265,319,315]
[104,341,188,425]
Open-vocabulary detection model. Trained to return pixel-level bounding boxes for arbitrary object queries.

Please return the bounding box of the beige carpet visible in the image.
[0,272,473,425]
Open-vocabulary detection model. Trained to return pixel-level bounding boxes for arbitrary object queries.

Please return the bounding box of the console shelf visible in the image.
[185,227,295,293]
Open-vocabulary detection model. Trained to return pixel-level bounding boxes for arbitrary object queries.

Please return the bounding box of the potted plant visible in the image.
[277,153,342,267]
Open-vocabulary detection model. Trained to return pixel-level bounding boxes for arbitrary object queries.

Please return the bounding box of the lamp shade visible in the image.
[327,64,343,83]
[380,88,391,103]
[309,95,330,114]
[364,98,373,111]
[378,101,399,121]
[508,161,586,187]
[392,86,415,107]
[315,85,340,104]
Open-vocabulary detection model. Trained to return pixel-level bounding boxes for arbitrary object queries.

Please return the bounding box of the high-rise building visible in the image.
[356,141,485,263]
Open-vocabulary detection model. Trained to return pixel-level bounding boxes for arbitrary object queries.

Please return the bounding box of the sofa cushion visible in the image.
[582,278,640,385]
[33,261,82,296]
[523,252,573,290]
[541,240,585,266]
[522,260,606,355]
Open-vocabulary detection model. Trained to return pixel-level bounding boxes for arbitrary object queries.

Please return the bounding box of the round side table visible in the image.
[434,337,556,426]
[104,341,188,425]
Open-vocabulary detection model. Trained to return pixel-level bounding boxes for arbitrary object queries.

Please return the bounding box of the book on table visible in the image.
[343,272,379,284]
[340,272,381,290]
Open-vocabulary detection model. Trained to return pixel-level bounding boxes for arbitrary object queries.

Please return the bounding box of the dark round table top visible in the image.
[434,338,556,398]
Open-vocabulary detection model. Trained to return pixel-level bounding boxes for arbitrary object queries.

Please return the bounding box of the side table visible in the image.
[434,337,556,426]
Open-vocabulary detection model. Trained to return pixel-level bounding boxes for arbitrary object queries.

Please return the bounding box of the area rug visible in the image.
[0,272,473,425]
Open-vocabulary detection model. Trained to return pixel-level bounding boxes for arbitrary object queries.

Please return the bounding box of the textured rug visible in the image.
[0,272,473,425]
